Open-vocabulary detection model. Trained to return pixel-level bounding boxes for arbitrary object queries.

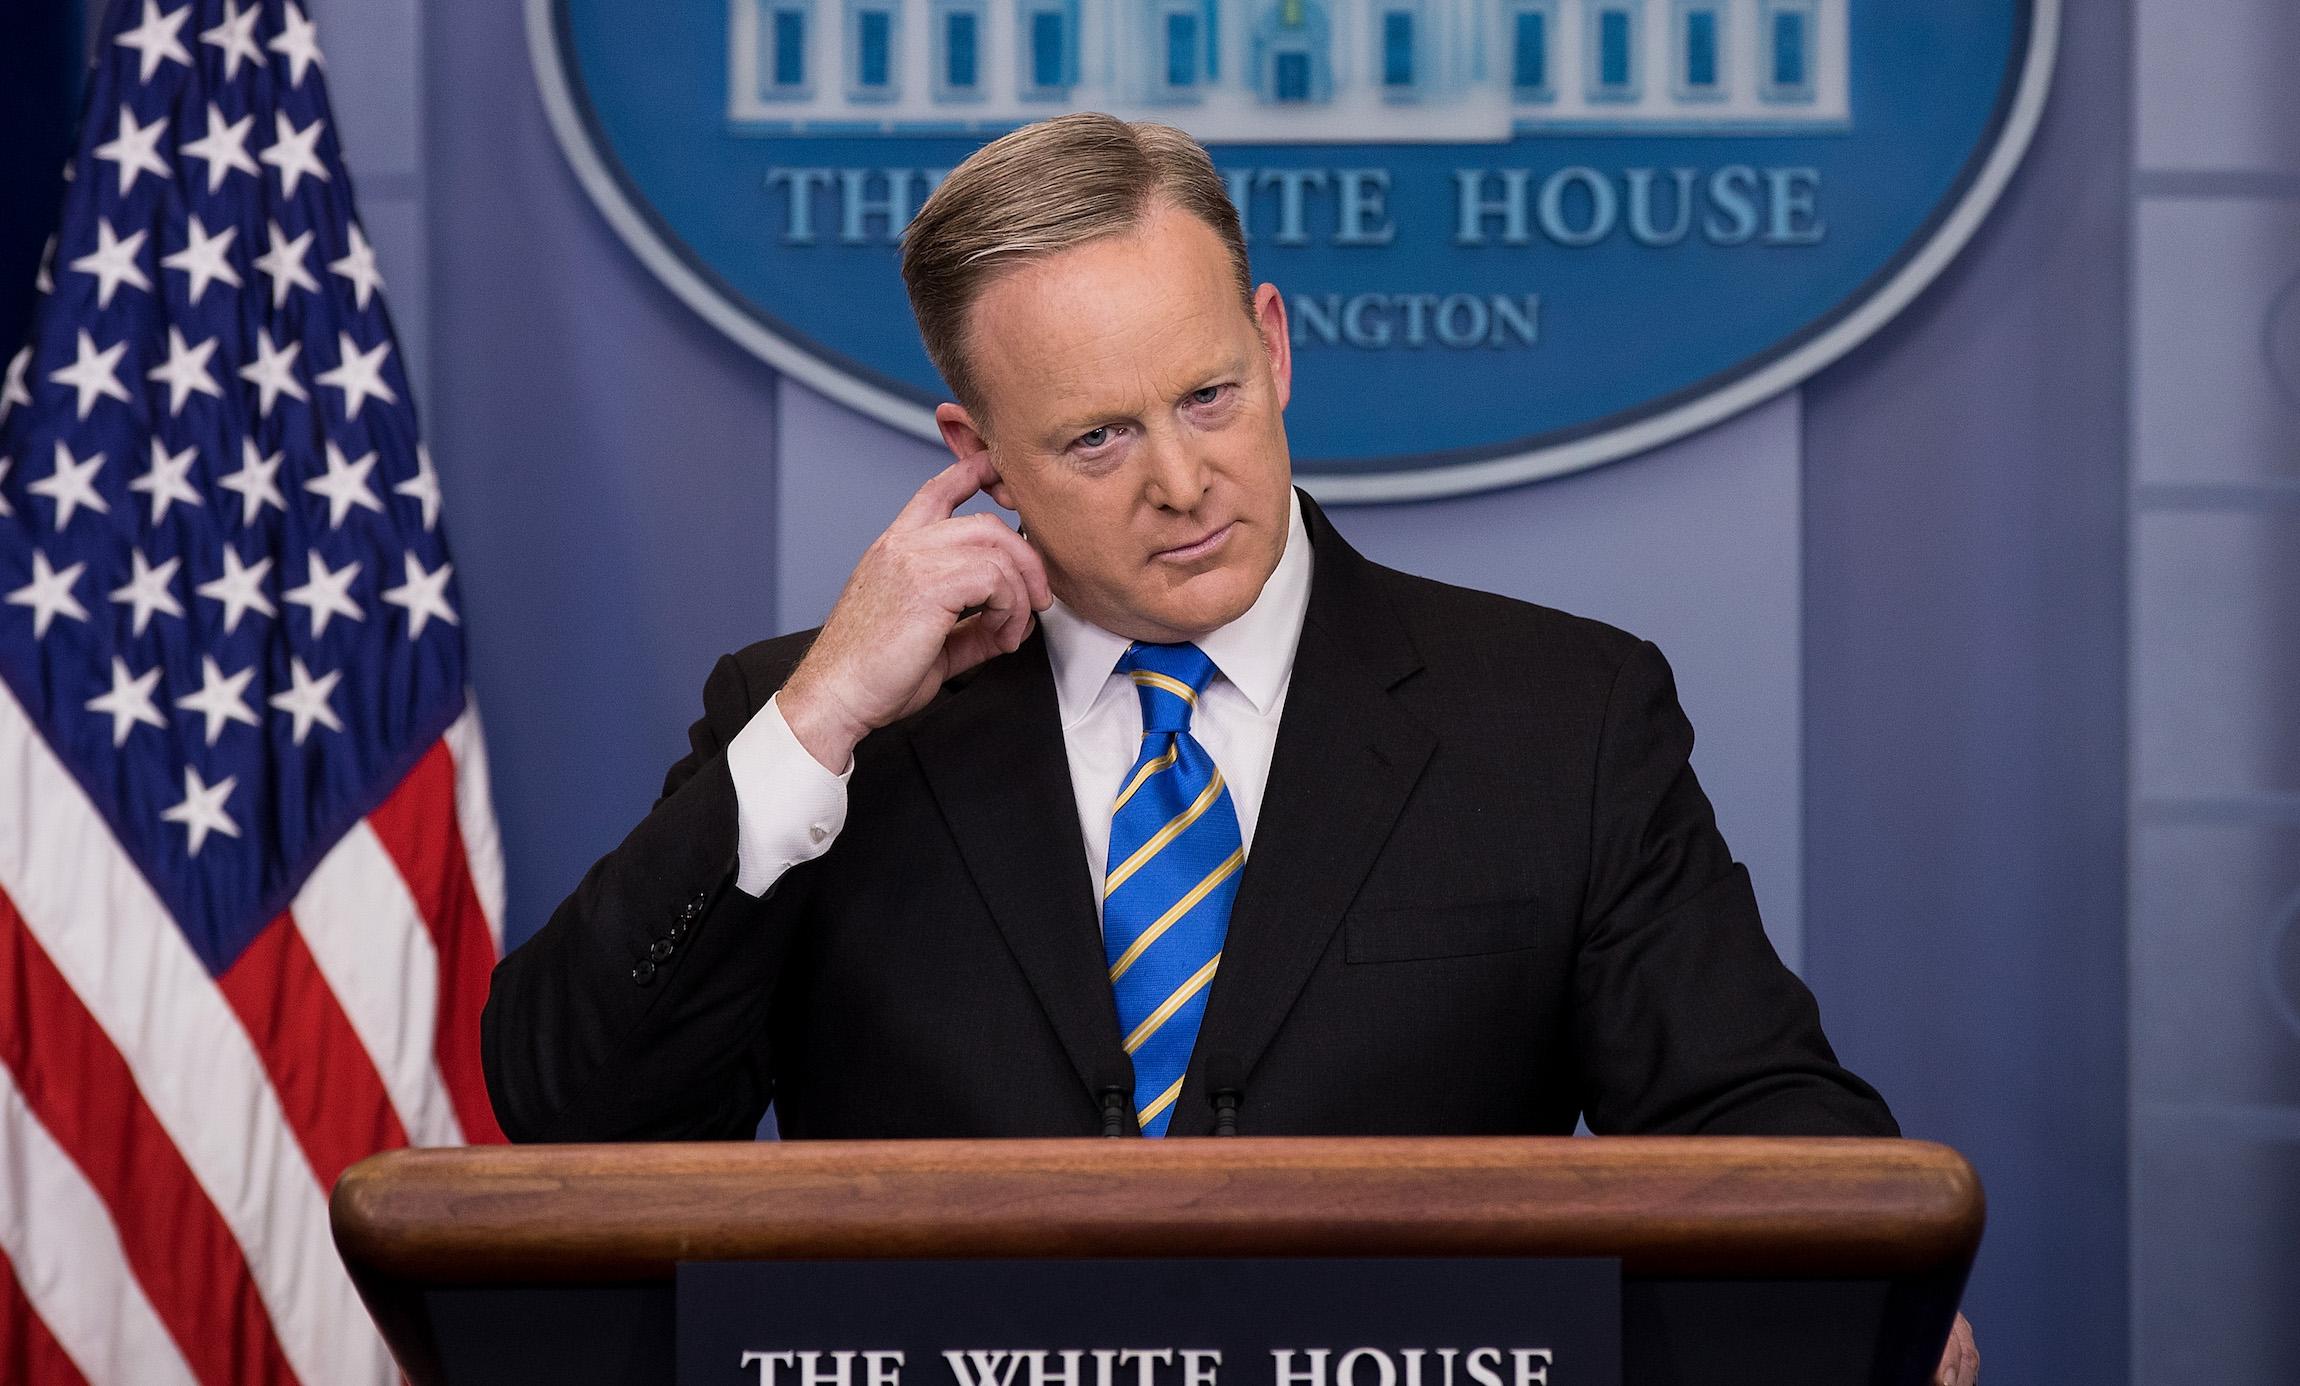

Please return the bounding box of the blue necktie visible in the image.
[1102,643,1246,1136]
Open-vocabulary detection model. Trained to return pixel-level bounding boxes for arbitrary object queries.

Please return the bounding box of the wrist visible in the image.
[776,671,866,774]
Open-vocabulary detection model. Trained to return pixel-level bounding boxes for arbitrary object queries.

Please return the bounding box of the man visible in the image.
[483,113,1974,1381]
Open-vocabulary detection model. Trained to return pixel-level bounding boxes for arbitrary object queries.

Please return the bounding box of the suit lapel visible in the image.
[1167,498,1436,1135]
[908,632,1130,1107]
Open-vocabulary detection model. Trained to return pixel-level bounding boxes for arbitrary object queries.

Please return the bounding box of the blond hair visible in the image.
[900,113,1253,416]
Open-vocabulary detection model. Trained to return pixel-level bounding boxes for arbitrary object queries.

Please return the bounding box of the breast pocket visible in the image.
[1342,898,1542,963]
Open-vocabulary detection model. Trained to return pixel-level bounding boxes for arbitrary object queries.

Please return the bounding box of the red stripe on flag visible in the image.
[217,912,409,1191]
[0,887,301,1386]
[0,1248,92,1386]
[366,741,506,1143]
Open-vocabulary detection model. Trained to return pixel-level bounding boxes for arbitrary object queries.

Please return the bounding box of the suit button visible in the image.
[631,959,657,985]
[667,921,687,942]
[678,895,704,922]
[648,938,675,962]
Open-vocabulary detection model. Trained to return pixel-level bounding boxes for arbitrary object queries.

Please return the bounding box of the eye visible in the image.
[1189,385,1225,406]
[1076,426,1111,450]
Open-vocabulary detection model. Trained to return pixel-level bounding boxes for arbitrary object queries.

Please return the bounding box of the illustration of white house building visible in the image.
[726,0,1849,142]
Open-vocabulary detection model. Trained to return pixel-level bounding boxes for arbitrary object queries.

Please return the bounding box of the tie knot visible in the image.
[1117,642,1218,734]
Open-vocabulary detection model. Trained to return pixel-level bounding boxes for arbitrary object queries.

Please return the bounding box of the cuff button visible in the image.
[631,959,658,985]
[648,938,675,962]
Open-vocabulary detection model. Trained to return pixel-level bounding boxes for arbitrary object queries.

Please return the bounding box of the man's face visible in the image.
[935,202,1296,644]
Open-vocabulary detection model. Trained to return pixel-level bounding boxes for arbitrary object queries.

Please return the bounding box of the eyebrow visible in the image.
[1044,357,1251,441]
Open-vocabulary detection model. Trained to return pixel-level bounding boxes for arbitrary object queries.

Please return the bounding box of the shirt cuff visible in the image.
[726,692,853,898]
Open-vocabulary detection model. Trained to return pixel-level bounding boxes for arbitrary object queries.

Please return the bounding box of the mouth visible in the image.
[1151,522,1235,565]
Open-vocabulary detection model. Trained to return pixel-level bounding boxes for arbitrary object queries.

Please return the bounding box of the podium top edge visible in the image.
[332,1137,1983,1283]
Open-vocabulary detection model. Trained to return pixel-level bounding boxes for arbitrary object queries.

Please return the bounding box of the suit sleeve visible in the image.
[1570,640,1898,1137]
[480,651,811,1142]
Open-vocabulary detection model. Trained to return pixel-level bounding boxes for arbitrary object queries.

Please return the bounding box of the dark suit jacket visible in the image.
[482,495,1895,1142]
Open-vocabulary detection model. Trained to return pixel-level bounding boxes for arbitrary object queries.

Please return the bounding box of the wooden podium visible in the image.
[331,1137,1981,1386]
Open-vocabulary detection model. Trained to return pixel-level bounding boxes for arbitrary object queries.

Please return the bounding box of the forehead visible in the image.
[963,205,1251,429]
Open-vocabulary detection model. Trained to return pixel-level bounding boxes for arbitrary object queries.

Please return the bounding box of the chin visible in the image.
[1146,572,1260,639]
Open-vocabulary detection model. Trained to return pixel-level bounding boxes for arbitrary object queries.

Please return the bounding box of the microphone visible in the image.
[1094,1056,1137,1137]
[1205,1054,1245,1137]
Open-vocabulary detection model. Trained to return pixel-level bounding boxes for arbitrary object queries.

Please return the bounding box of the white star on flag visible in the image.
[0,457,11,517]
[329,223,385,310]
[200,0,265,80]
[269,657,346,744]
[238,327,307,416]
[129,437,205,523]
[48,329,133,419]
[114,0,193,83]
[307,441,385,528]
[6,551,90,638]
[33,234,56,294]
[316,333,398,422]
[85,658,169,746]
[259,111,330,198]
[195,546,275,633]
[91,104,171,195]
[252,220,318,307]
[1,347,30,425]
[395,444,443,531]
[109,549,186,636]
[146,327,223,416]
[161,215,242,304]
[268,1,326,86]
[68,219,152,309]
[219,438,287,523]
[30,440,110,532]
[175,655,261,745]
[284,550,364,636]
[179,103,260,193]
[382,551,458,638]
[159,765,240,856]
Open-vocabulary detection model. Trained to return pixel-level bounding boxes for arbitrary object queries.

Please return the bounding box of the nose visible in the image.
[1140,433,1211,513]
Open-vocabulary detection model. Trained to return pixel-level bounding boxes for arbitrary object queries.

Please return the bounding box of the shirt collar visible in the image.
[1040,489,1314,729]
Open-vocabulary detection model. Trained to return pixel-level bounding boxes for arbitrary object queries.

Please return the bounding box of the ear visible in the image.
[935,401,1018,509]
[1252,283,1293,412]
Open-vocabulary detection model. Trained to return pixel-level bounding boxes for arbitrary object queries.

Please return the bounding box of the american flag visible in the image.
[0,3,504,1382]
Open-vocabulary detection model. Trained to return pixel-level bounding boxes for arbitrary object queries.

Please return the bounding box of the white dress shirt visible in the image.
[726,492,1315,914]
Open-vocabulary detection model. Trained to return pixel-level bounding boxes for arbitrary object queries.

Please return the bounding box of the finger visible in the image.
[928,547,1032,649]
[984,515,1053,611]
[891,453,998,533]
[939,512,1054,610]
[973,547,1036,650]
[1941,1319,1974,1386]
[940,611,1013,679]
[1932,1328,1960,1386]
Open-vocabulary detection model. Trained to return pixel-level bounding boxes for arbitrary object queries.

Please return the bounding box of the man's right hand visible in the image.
[777,451,1053,772]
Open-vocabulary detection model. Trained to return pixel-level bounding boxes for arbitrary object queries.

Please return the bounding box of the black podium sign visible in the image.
[676,1259,1620,1386]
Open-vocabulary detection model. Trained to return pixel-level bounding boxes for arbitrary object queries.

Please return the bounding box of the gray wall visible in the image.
[2128,0,2300,1379]
[1801,3,2131,1379]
